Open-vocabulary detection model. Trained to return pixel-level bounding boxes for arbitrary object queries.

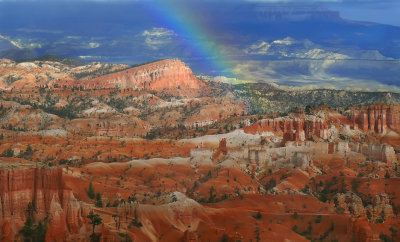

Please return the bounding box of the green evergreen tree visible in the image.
[208,186,216,203]
[18,206,48,242]
[1,147,13,157]
[132,207,142,228]
[87,210,102,241]
[253,211,262,220]
[88,182,95,199]
[25,144,33,157]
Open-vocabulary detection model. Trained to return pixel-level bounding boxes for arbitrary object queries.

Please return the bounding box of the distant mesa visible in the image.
[68,58,205,92]
[0,57,207,97]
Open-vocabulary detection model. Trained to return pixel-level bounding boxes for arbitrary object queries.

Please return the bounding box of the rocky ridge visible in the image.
[62,59,206,97]
[0,58,128,90]
[0,166,85,241]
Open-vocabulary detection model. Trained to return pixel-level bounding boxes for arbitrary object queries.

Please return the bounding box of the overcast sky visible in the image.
[325,1,400,26]
[247,0,400,26]
[0,0,398,26]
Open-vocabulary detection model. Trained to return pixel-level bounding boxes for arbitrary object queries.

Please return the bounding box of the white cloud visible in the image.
[66,35,82,40]
[0,34,42,49]
[298,48,349,59]
[51,36,101,49]
[271,37,296,45]
[245,37,299,55]
[245,41,271,54]
[0,34,23,49]
[212,76,248,84]
[26,43,42,48]
[79,55,104,60]
[233,60,278,82]
[142,27,176,50]
[88,42,100,48]
[245,37,391,62]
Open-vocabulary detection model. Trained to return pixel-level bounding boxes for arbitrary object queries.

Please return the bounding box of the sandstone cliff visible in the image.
[0,166,84,241]
[351,103,400,134]
[243,116,329,143]
[67,59,206,97]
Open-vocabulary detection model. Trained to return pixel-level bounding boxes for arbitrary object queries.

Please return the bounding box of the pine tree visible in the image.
[253,211,262,220]
[87,210,102,239]
[132,207,142,228]
[88,182,95,199]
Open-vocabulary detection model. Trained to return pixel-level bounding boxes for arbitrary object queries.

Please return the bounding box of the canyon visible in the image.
[0,57,399,241]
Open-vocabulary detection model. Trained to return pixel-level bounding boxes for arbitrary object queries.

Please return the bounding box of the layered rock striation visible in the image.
[351,143,396,163]
[67,59,205,95]
[0,166,84,241]
[351,103,400,134]
[244,116,329,143]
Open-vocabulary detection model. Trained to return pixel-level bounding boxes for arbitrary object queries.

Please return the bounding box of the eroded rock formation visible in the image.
[0,166,84,240]
[365,194,395,222]
[68,59,205,96]
[351,103,400,134]
[244,116,329,142]
[334,192,365,217]
[335,192,394,223]
[212,138,228,162]
[351,143,396,163]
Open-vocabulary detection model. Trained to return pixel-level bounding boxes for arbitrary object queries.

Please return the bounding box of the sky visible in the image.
[254,0,400,27]
[0,0,399,26]
[325,1,400,27]
[0,0,399,91]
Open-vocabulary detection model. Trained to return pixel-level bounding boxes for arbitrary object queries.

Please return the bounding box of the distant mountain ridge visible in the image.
[0,57,208,97]
[1,56,400,113]
[19,55,87,67]
[233,83,400,114]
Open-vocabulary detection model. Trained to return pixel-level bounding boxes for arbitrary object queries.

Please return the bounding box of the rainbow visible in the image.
[140,0,234,77]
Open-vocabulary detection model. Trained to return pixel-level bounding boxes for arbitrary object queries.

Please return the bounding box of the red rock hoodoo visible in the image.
[0,166,84,240]
[351,103,400,134]
[244,117,329,142]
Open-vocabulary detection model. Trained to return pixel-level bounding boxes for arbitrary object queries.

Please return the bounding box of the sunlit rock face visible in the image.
[1,56,400,241]
[351,103,400,134]
[69,59,205,97]
[0,167,84,240]
[243,115,329,142]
